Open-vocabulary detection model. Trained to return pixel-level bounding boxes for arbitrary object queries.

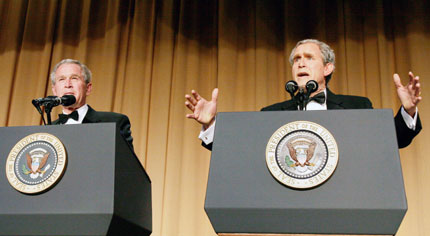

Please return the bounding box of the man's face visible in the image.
[51,63,92,109]
[291,43,333,91]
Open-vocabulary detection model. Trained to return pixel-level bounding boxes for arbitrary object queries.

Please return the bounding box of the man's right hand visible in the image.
[185,88,218,130]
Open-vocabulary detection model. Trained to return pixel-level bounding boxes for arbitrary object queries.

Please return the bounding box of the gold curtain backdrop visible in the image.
[0,0,428,235]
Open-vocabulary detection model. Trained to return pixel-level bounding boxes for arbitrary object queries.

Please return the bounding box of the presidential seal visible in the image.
[5,133,67,194]
[266,121,338,189]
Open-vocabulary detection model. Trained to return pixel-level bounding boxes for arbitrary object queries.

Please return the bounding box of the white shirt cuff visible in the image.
[198,120,216,145]
[401,106,418,130]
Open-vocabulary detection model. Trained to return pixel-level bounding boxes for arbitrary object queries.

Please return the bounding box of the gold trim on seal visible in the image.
[266,121,339,189]
[5,133,67,194]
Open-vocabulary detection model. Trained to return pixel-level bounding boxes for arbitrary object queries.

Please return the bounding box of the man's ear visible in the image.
[86,82,92,96]
[324,63,334,77]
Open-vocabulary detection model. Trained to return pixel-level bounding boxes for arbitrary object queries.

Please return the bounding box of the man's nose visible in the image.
[298,58,306,67]
[65,78,72,87]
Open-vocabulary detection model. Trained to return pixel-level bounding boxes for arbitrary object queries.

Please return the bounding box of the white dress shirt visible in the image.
[64,104,89,124]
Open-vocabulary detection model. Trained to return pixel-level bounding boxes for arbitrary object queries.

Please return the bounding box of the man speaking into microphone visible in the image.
[49,59,134,149]
[185,39,422,150]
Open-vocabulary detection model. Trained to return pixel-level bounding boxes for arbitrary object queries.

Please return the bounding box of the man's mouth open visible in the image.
[297,72,309,78]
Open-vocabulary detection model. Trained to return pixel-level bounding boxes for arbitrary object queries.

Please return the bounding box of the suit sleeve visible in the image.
[394,107,422,148]
[357,98,422,148]
[202,142,213,151]
[118,115,134,150]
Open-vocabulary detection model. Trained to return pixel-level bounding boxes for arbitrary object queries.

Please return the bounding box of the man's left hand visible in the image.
[394,71,422,117]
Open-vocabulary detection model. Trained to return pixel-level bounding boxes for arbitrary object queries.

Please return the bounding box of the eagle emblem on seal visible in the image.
[22,148,51,179]
[287,138,317,168]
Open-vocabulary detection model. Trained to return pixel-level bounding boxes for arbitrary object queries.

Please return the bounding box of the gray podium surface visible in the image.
[0,123,151,236]
[205,109,406,235]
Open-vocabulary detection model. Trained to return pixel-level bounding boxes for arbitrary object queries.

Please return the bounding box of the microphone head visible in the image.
[61,95,76,106]
[285,80,298,94]
[305,80,318,93]
[31,99,40,106]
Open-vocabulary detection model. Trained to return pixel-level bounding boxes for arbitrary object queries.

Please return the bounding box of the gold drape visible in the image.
[1,0,428,235]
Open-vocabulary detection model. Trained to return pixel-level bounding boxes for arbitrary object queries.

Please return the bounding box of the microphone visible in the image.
[294,80,318,111]
[305,80,318,95]
[300,80,319,110]
[285,80,298,98]
[305,80,318,101]
[32,95,76,107]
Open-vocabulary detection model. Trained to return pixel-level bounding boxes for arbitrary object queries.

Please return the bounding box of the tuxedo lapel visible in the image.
[282,99,298,110]
[82,105,101,123]
[326,89,346,109]
[51,119,61,125]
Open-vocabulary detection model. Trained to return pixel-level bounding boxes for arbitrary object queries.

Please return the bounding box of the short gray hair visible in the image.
[289,39,336,82]
[50,59,92,84]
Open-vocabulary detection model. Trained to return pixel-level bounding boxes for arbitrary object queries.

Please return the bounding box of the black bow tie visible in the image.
[308,92,326,104]
[58,110,79,124]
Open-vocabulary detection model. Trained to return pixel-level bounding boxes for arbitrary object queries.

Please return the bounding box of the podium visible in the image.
[0,123,152,236]
[205,110,406,236]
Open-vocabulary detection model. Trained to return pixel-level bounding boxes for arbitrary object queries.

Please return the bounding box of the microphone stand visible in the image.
[288,90,301,111]
[44,102,55,125]
[32,95,76,125]
[301,80,319,110]
[32,102,47,125]
[296,89,306,111]
[285,80,318,111]
[302,89,313,111]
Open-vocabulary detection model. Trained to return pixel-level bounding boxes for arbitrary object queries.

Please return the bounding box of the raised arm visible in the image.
[185,88,218,130]
[394,71,422,116]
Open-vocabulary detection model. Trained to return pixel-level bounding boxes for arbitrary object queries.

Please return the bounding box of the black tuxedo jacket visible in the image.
[52,105,134,149]
[204,89,421,150]
[262,89,421,148]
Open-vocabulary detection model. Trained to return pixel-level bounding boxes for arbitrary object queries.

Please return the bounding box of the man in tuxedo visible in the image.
[50,59,133,149]
[185,39,422,150]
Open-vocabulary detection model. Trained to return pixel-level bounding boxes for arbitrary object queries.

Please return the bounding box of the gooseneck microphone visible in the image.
[32,95,76,107]
[285,80,299,98]
[284,80,319,110]
[32,95,76,125]
[305,80,318,98]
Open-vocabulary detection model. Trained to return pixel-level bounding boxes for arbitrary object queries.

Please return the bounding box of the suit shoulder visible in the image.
[94,111,130,122]
[334,94,372,108]
[261,100,291,111]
